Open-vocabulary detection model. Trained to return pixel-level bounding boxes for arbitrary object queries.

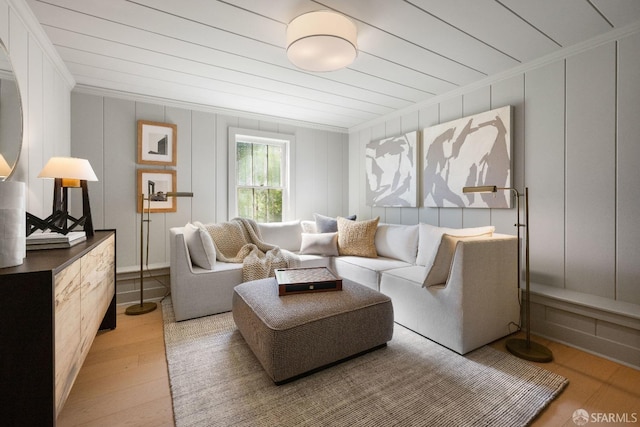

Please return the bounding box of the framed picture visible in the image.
[137,120,177,166]
[422,105,512,208]
[365,131,419,207]
[137,169,176,213]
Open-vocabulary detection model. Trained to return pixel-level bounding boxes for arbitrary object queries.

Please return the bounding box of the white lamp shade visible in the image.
[0,153,11,177]
[38,157,98,181]
[287,10,357,72]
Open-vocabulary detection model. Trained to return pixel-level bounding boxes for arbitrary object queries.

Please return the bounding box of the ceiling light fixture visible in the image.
[286,10,357,72]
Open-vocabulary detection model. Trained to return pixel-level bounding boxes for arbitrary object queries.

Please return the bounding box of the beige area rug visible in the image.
[162,298,567,427]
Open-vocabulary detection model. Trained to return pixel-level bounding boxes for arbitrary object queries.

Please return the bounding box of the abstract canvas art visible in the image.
[366,131,418,207]
[423,106,512,208]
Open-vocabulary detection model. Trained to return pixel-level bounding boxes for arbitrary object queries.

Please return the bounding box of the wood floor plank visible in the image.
[57,378,171,426]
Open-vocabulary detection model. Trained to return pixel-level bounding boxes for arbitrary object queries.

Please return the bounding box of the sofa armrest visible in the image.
[169,227,243,320]
[447,234,520,352]
[448,234,518,288]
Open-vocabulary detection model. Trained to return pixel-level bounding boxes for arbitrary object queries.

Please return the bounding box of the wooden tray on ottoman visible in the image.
[275,267,342,296]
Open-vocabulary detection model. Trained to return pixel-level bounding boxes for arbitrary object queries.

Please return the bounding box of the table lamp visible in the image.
[462,185,553,363]
[27,157,98,236]
[0,154,11,177]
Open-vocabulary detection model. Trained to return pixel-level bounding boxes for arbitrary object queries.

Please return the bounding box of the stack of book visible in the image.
[26,231,87,250]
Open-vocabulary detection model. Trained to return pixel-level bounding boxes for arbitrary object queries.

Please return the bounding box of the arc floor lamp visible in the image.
[462,185,553,363]
[126,183,193,316]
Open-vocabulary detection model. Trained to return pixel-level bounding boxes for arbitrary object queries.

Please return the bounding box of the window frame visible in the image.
[228,127,293,222]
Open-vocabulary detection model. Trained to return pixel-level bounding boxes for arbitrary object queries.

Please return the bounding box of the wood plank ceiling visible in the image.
[26,0,640,131]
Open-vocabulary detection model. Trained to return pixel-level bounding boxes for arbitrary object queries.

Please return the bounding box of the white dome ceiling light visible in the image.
[286,10,358,72]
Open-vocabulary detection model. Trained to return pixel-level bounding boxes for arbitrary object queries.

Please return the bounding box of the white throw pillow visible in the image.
[423,234,489,287]
[416,223,494,268]
[257,220,302,251]
[375,223,419,264]
[299,232,339,256]
[184,223,216,270]
[301,220,317,234]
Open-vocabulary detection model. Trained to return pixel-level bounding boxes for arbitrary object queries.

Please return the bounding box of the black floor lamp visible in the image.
[463,185,553,363]
[125,183,193,316]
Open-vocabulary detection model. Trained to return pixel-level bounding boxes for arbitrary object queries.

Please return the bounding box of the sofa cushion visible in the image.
[382,265,429,284]
[334,256,410,291]
[314,213,356,233]
[337,216,379,258]
[299,232,339,256]
[423,234,490,287]
[375,223,419,263]
[257,220,302,252]
[184,223,216,270]
[416,223,494,268]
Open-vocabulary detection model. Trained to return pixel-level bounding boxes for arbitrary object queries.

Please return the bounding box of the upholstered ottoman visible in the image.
[232,277,394,384]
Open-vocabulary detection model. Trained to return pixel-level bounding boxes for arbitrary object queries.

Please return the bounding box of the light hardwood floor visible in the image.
[58,304,639,427]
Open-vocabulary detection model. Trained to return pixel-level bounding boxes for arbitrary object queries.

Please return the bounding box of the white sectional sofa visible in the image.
[169,218,519,354]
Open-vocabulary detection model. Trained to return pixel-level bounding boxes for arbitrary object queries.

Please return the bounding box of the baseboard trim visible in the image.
[528,283,640,369]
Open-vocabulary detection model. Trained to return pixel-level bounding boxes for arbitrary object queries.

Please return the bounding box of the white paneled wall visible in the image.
[70,92,349,277]
[349,27,640,368]
[1,0,74,217]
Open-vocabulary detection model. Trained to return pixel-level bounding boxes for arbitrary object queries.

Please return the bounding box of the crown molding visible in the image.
[7,0,75,88]
[348,20,640,134]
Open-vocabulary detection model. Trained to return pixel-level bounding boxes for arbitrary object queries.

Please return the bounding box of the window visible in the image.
[229,128,292,222]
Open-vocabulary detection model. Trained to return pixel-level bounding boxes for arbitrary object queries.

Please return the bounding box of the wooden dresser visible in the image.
[0,230,116,426]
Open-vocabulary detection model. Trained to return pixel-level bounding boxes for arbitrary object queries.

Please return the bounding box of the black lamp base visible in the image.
[506,338,553,363]
[125,301,157,316]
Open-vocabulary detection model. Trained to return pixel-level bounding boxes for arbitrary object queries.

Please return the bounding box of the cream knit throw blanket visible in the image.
[198,218,297,282]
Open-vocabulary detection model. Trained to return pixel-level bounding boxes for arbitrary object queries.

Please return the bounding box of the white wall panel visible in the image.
[103,98,136,269]
[327,132,346,218]
[216,115,236,222]
[565,43,616,298]
[617,32,640,305]
[191,110,216,223]
[312,131,329,218]
[525,61,566,288]
[293,126,315,221]
[70,92,104,228]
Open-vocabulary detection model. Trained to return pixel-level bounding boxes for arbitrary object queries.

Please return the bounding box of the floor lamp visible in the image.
[462,185,553,363]
[125,184,193,316]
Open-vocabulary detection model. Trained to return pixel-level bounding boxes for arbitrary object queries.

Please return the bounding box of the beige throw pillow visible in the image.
[337,216,379,258]
[423,233,489,287]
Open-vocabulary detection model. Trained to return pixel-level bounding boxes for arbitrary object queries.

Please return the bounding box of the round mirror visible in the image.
[0,39,23,180]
